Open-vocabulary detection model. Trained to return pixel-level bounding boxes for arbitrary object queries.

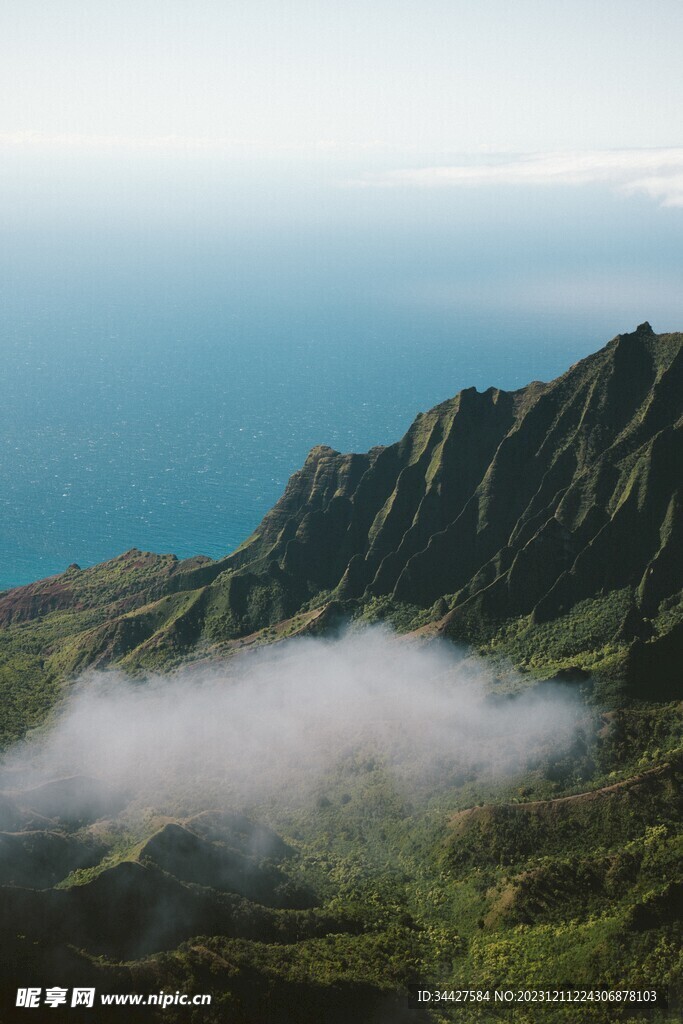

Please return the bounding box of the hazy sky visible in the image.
[1,1,682,321]
[1,1,681,159]
[1,2,682,587]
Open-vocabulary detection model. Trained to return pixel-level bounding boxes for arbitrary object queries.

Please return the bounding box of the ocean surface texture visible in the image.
[0,308,626,590]
[2,175,681,589]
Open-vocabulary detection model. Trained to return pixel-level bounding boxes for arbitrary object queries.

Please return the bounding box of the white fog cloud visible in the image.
[353,149,683,208]
[1,629,582,815]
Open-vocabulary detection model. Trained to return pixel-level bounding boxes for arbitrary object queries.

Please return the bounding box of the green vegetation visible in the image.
[0,325,681,743]
[0,325,681,1020]
[0,699,679,1021]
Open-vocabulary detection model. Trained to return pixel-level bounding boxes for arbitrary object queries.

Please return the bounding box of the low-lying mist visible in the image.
[2,629,584,815]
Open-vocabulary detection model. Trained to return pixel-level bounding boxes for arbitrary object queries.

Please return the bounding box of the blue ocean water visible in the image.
[1,170,681,590]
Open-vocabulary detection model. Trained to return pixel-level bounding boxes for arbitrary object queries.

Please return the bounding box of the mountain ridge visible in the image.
[1,323,682,1022]
[0,322,681,738]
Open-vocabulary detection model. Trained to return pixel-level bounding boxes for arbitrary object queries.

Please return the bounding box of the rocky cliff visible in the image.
[1,323,681,726]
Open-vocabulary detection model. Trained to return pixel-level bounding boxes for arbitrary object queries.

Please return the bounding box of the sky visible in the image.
[1,1,682,166]
[1,1,682,586]
[1,0,681,323]
[1,0,681,332]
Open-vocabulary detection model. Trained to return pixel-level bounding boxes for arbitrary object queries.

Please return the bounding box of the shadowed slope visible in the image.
[0,324,681,734]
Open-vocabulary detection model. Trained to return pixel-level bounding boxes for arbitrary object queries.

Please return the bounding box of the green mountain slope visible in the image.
[1,324,682,1022]
[1,323,680,722]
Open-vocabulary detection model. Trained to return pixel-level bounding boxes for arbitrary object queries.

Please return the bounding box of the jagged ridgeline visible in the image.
[1,323,681,738]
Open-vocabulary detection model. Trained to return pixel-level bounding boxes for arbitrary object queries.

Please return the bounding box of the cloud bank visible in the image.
[355,149,683,207]
[1,629,582,815]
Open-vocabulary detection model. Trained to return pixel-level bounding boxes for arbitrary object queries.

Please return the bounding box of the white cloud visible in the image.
[2,629,581,811]
[620,172,683,208]
[0,131,392,158]
[353,149,683,207]
[0,131,263,154]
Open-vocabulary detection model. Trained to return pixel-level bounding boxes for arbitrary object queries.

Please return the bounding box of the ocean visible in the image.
[2,163,681,589]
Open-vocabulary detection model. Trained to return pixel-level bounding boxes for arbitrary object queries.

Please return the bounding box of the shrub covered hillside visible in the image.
[1,323,680,707]
[0,324,680,1022]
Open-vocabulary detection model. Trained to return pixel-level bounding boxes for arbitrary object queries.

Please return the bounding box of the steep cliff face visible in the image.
[1,324,681,703]
[197,323,682,666]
